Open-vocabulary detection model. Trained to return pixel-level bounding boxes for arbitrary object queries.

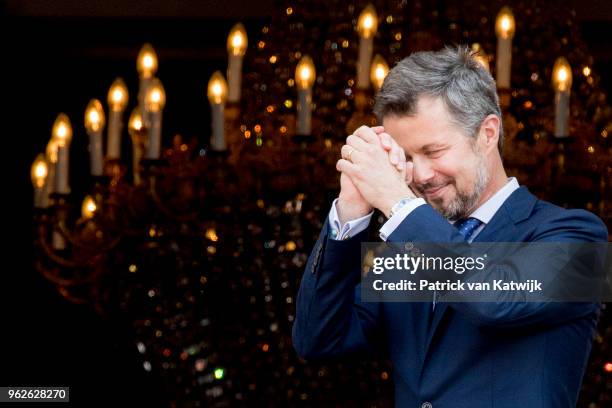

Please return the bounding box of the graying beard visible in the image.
[438,156,489,221]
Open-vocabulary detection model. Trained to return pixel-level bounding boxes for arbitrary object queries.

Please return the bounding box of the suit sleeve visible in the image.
[386,204,609,329]
[292,219,382,359]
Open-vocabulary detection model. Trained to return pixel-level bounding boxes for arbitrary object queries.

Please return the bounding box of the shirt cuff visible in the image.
[379,198,427,241]
[328,198,373,240]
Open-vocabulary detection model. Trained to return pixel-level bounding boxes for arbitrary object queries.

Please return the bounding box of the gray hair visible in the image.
[373,45,504,154]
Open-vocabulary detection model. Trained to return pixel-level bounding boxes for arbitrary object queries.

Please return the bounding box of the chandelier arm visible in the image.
[56,289,91,304]
[35,258,105,287]
[51,209,123,252]
[37,222,106,269]
[55,218,123,253]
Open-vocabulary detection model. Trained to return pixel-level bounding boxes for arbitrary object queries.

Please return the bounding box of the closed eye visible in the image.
[425,149,444,158]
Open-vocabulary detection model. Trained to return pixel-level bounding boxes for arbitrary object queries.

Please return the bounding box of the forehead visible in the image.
[381,96,465,149]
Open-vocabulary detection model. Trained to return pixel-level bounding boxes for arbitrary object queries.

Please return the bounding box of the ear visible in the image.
[478,114,501,154]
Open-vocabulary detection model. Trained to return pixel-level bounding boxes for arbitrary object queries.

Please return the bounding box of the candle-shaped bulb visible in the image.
[207,72,228,150]
[552,57,572,92]
[108,78,129,112]
[494,7,514,90]
[137,43,158,79]
[46,138,59,164]
[144,78,166,112]
[295,56,315,136]
[31,154,48,189]
[471,43,490,72]
[85,99,105,176]
[207,71,229,104]
[295,56,316,90]
[51,113,71,194]
[81,195,97,219]
[227,23,248,57]
[357,4,378,39]
[226,23,247,103]
[52,113,73,147]
[128,107,145,184]
[495,7,515,39]
[84,99,106,133]
[128,108,143,134]
[370,54,389,91]
[552,57,572,137]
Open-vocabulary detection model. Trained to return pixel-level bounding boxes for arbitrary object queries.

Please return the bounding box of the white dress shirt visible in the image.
[328,177,520,242]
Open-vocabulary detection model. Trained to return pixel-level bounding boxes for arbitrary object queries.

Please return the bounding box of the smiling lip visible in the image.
[424,185,448,198]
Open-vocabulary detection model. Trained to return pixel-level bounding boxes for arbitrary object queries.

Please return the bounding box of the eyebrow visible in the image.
[404,143,449,159]
[418,143,448,152]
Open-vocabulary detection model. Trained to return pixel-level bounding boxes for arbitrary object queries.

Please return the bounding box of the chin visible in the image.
[433,194,461,219]
[427,197,448,213]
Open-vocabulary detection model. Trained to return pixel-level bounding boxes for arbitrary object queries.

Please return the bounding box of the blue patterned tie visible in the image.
[432,217,483,310]
[454,217,483,241]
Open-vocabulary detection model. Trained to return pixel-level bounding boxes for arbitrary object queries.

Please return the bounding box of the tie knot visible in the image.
[454,217,483,240]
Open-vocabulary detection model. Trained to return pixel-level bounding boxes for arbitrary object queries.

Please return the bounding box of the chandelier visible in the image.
[29,1,611,406]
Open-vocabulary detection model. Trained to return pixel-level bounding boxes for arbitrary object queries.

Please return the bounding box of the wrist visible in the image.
[380,188,415,218]
[337,197,372,225]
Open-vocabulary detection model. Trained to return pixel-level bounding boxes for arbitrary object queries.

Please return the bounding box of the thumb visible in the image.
[405,161,414,185]
[379,132,393,151]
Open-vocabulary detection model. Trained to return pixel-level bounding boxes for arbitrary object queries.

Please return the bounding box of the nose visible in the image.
[411,158,435,186]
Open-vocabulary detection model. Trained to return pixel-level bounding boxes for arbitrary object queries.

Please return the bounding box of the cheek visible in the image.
[431,157,463,184]
[433,159,475,197]
[453,159,482,192]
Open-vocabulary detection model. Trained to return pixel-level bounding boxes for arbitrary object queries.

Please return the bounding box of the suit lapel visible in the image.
[474,186,537,242]
[421,186,537,355]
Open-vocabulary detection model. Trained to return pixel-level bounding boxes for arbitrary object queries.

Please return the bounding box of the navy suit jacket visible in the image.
[292,186,609,407]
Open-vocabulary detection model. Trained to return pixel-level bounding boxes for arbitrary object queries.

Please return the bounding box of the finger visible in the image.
[383,135,404,169]
[405,161,414,184]
[336,158,359,176]
[371,126,385,134]
[340,144,351,160]
[398,145,407,162]
[388,143,399,165]
[379,133,393,151]
[396,147,407,171]
[354,125,381,146]
[394,147,403,169]
[391,141,405,166]
[396,159,406,172]
[340,144,362,164]
[398,143,406,164]
[346,134,369,151]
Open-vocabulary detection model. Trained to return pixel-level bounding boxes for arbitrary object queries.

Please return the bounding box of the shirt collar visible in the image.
[467,177,519,225]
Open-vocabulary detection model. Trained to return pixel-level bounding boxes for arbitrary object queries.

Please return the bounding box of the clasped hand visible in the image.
[336,126,416,223]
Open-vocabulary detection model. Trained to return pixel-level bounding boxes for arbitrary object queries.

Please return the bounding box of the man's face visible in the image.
[382,96,489,220]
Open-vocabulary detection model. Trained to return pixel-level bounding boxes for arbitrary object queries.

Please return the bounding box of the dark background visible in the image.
[2,0,611,405]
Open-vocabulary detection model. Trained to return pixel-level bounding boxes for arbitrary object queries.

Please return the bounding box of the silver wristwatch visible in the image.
[388,197,414,218]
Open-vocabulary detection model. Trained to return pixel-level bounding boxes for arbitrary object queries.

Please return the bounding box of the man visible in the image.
[292,46,608,407]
